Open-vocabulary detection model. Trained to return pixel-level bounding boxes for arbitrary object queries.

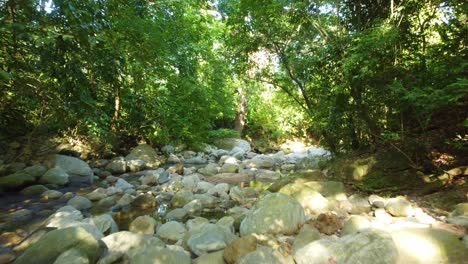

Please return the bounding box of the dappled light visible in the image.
[0,0,466,263]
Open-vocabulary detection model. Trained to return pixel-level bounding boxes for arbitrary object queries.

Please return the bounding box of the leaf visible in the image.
[0,70,10,81]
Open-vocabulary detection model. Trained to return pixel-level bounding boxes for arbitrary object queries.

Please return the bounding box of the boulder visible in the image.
[105,158,127,174]
[451,203,468,216]
[223,235,257,264]
[348,194,371,214]
[215,138,251,153]
[131,193,156,209]
[101,231,164,258]
[0,172,36,190]
[194,250,225,264]
[237,245,294,264]
[207,173,250,184]
[156,221,187,241]
[187,223,237,256]
[279,183,330,215]
[46,155,93,177]
[53,248,89,264]
[341,215,372,235]
[199,163,220,176]
[115,178,133,190]
[240,193,305,236]
[294,229,398,264]
[129,215,157,235]
[385,197,414,217]
[171,190,194,208]
[23,165,47,179]
[67,196,92,210]
[126,159,146,173]
[292,224,321,253]
[130,246,191,264]
[41,190,64,200]
[220,163,239,173]
[20,185,49,195]
[40,168,69,185]
[14,226,103,264]
[125,144,160,167]
[255,169,280,183]
[82,214,118,235]
[391,228,468,264]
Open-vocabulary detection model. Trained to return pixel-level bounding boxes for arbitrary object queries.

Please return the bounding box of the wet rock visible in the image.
[131,193,156,209]
[129,215,157,235]
[14,226,103,264]
[165,208,188,221]
[385,197,414,217]
[117,193,133,207]
[67,196,92,210]
[115,178,133,190]
[41,190,64,200]
[223,235,257,264]
[86,189,107,201]
[187,223,237,256]
[240,193,305,236]
[156,221,186,241]
[171,190,194,208]
[96,196,116,208]
[21,184,49,195]
[294,229,398,264]
[40,168,69,185]
[9,209,33,223]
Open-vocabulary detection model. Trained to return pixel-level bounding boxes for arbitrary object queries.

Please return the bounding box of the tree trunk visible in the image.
[111,84,120,132]
[234,89,246,134]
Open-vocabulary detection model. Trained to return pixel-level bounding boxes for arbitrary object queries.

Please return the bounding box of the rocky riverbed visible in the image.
[0,139,467,264]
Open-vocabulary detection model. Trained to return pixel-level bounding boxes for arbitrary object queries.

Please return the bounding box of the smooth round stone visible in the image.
[67,196,92,210]
[129,215,157,235]
[156,221,187,241]
[20,185,49,195]
[41,190,64,200]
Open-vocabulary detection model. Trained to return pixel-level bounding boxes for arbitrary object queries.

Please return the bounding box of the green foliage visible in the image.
[208,129,240,140]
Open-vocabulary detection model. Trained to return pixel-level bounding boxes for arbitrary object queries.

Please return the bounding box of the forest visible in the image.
[1,0,467,169]
[0,1,467,263]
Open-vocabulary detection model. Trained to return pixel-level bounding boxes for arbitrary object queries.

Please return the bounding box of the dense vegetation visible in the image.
[1,0,467,169]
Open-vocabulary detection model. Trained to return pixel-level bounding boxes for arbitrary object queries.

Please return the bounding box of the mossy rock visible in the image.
[267,170,326,192]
